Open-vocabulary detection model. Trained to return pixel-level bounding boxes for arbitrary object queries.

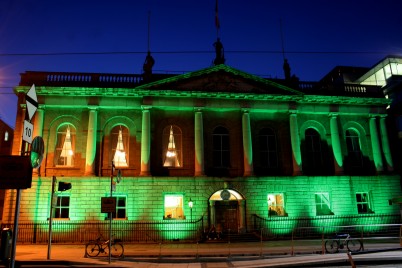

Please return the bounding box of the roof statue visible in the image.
[143,51,155,81]
[213,38,225,65]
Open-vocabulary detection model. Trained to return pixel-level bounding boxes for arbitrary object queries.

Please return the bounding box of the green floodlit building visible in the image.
[3,55,402,243]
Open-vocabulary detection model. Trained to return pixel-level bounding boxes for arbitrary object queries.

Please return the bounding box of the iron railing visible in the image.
[1,217,204,244]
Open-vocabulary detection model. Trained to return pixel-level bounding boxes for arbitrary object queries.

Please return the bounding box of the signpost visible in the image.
[10,84,38,268]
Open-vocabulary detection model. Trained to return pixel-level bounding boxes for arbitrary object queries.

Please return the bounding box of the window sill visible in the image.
[48,218,70,221]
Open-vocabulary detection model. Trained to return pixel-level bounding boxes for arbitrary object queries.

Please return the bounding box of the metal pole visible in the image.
[47,176,56,259]
[109,161,113,264]
[10,138,29,268]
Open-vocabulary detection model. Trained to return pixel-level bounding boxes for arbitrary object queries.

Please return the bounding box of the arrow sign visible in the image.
[26,84,38,120]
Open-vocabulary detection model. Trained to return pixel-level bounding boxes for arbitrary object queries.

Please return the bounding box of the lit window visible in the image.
[164,194,184,219]
[4,131,8,141]
[54,194,70,219]
[111,125,129,167]
[346,129,363,167]
[55,124,75,166]
[356,192,372,214]
[212,126,230,167]
[315,193,333,216]
[268,194,285,216]
[112,196,127,219]
[259,128,278,168]
[163,125,182,167]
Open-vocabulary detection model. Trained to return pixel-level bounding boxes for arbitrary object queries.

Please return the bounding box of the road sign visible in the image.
[23,120,34,144]
[0,156,32,189]
[31,136,45,168]
[26,84,38,120]
[101,197,116,213]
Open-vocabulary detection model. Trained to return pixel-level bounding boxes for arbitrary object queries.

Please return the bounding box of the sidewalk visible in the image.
[3,241,402,267]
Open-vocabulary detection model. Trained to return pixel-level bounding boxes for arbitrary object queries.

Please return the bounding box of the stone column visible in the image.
[379,115,394,171]
[32,107,45,176]
[329,114,343,174]
[242,110,253,176]
[289,111,302,175]
[238,200,246,233]
[85,107,98,176]
[194,108,205,176]
[209,200,216,227]
[140,107,151,176]
[369,115,383,173]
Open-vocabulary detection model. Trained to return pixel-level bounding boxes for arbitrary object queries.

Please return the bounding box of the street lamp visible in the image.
[188,198,193,221]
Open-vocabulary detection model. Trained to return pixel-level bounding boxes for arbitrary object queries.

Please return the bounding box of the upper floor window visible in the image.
[4,131,8,141]
[259,128,278,169]
[346,129,363,167]
[304,128,323,174]
[111,125,129,167]
[212,126,230,167]
[163,125,182,167]
[164,194,184,220]
[268,193,286,216]
[55,124,75,166]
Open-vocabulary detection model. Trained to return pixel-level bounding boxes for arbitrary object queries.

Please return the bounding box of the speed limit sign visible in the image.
[23,120,34,144]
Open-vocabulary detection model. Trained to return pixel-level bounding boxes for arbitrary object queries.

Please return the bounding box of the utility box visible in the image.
[0,228,12,261]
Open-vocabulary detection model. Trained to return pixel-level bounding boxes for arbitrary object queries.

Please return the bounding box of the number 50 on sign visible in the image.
[23,120,34,144]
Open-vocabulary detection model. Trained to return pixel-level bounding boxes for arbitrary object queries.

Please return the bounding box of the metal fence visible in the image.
[252,213,401,240]
[1,217,204,244]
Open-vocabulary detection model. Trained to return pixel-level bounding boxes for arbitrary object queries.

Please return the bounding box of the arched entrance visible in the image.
[209,189,246,233]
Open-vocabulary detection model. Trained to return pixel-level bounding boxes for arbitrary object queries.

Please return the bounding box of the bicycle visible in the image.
[85,233,124,258]
[325,233,362,253]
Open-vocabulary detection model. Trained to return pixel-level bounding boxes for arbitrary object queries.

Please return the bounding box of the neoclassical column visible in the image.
[85,107,98,176]
[32,107,45,176]
[209,200,216,227]
[369,115,383,173]
[242,110,254,176]
[194,108,205,176]
[289,111,302,175]
[379,115,394,171]
[329,114,343,174]
[140,107,151,176]
[238,200,246,233]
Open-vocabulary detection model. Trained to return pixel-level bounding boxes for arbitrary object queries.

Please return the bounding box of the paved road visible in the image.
[1,241,402,267]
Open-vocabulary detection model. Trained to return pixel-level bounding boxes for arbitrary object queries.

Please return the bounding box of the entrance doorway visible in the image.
[209,189,246,233]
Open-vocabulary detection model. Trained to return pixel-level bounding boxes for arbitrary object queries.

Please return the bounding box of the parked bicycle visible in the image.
[325,233,362,253]
[85,233,124,258]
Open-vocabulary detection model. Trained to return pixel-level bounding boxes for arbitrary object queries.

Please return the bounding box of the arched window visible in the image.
[110,125,129,167]
[4,131,8,141]
[162,125,182,167]
[346,129,363,167]
[55,124,76,166]
[212,126,230,167]
[304,128,323,173]
[259,128,278,168]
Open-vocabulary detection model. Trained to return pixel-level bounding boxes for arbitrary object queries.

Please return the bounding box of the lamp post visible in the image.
[188,198,193,221]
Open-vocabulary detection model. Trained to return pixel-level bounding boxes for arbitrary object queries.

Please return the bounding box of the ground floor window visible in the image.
[164,194,184,219]
[268,193,286,216]
[315,193,333,215]
[54,194,70,219]
[112,196,127,219]
[356,192,372,213]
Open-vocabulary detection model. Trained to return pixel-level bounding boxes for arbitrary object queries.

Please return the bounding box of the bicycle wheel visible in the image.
[86,242,100,257]
[325,239,339,253]
[110,243,124,258]
[347,239,362,252]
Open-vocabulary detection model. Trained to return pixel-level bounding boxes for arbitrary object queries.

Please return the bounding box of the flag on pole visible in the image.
[215,0,220,29]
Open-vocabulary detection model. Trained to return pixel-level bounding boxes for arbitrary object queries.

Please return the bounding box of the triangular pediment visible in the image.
[136,64,303,95]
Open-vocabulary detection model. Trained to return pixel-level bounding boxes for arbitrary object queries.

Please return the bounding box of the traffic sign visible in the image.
[26,84,38,120]
[23,120,34,144]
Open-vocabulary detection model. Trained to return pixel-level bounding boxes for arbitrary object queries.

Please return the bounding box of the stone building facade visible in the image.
[2,60,402,241]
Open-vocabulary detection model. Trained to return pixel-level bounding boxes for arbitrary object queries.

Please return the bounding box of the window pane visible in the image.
[55,124,75,166]
[163,125,182,167]
[268,194,285,216]
[164,195,184,219]
[111,125,129,167]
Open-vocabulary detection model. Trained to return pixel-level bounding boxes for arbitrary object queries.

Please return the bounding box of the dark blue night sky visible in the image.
[1,0,402,127]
